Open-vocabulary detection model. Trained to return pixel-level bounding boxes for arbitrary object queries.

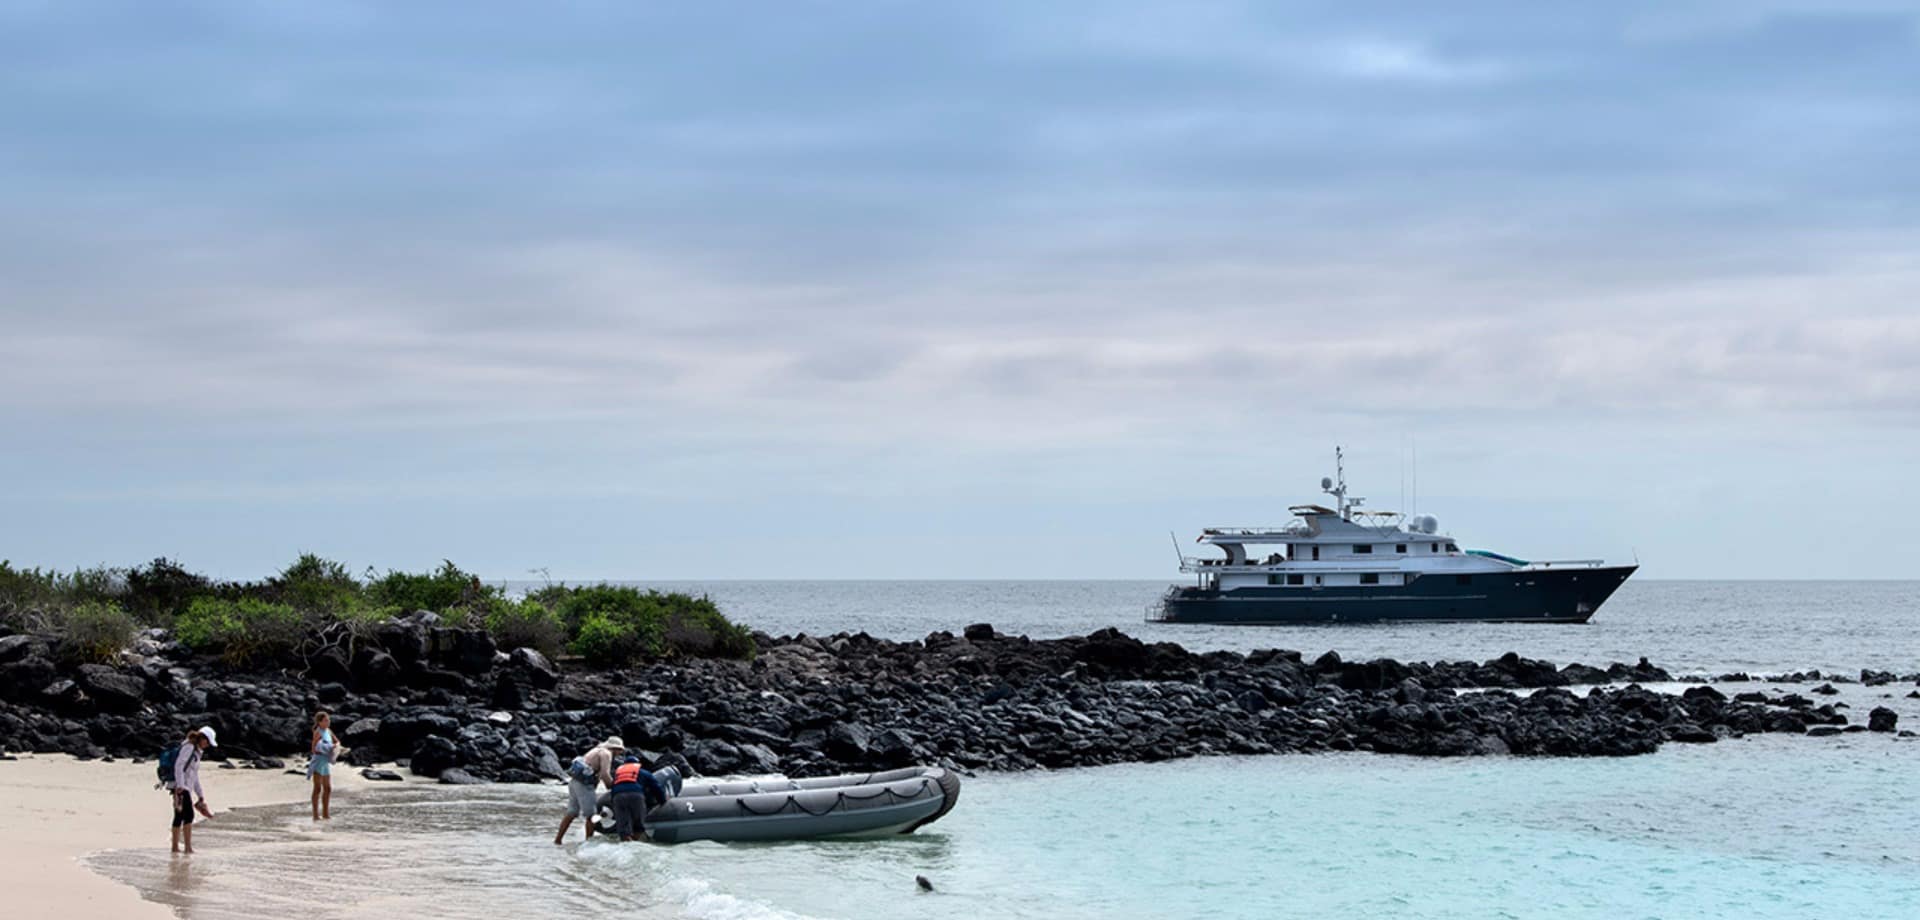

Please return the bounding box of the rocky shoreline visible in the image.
[1,615,1912,780]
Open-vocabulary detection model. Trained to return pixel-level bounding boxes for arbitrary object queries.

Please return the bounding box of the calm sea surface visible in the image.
[93,580,1919,919]
[555,579,1920,675]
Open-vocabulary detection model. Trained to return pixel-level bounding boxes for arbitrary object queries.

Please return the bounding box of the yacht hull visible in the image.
[1155,565,1636,625]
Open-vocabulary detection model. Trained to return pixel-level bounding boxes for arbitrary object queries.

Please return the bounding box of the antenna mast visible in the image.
[1323,445,1355,520]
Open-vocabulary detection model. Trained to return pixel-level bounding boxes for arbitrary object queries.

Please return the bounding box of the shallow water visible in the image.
[539,579,1920,675]
[92,710,1920,920]
[90,579,1920,918]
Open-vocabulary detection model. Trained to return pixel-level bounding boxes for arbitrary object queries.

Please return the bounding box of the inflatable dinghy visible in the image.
[596,765,960,843]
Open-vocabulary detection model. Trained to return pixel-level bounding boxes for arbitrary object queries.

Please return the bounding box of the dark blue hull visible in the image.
[1155,565,1637,624]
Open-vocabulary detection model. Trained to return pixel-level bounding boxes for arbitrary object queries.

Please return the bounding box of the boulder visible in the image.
[681,738,746,776]
[0,635,51,665]
[375,621,428,666]
[491,676,529,711]
[0,654,58,701]
[304,647,352,684]
[431,628,497,675]
[508,648,561,690]
[1868,707,1898,733]
[410,736,460,777]
[379,712,460,749]
[1664,723,1718,744]
[341,717,382,749]
[735,742,783,774]
[350,648,401,691]
[41,679,89,712]
[962,623,996,642]
[826,722,872,761]
[1680,685,1727,703]
[360,768,404,781]
[315,682,349,704]
[438,767,488,785]
[76,664,146,714]
[871,728,920,767]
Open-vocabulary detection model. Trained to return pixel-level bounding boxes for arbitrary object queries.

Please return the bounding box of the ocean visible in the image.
[585,579,1920,676]
[91,580,1920,919]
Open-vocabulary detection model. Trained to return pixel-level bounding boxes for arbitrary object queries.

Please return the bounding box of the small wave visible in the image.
[659,877,826,920]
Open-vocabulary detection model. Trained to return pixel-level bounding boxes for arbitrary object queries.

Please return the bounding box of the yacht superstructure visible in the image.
[1152,449,1636,624]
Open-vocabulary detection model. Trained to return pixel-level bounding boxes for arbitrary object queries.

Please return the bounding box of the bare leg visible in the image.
[554,814,574,845]
[311,773,322,820]
[321,776,332,819]
[181,824,193,854]
[171,825,180,854]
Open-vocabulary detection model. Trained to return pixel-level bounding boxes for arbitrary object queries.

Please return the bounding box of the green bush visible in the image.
[0,562,130,633]
[570,611,654,667]
[55,600,138,664]
[484,596,567,657]
[122,557,211,625]
[0,560,63,620]
[176,597,305,666]
[271,553,364,616]
[556,584,753,665]
[367,560,496,621]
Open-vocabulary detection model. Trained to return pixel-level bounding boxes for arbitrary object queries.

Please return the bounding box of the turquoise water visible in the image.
[94,721,1919,920]
[91,580,1920,918]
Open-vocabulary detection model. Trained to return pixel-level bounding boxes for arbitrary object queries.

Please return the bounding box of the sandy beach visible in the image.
[0,755,391,920]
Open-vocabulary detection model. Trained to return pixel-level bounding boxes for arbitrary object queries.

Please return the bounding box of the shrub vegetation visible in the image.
[367,560,497,623]
[555,584,754,666]
[175,597,306,666]
[484,596,568,658]
[55,600,139,664]
[0,556,753,667]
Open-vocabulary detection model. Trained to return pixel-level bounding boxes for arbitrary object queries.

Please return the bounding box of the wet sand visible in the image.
[0,754,396,920]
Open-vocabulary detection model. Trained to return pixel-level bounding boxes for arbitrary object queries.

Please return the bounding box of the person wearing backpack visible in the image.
[552,736,624,845]
[169,726,217,855]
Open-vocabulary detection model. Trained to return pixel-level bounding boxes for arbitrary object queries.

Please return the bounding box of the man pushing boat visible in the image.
[553,736,623,845]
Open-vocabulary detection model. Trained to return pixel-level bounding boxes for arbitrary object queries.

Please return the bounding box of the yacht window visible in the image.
[1286,574,1304,586]
[1395,544,1407,554]
[1314,575,1323,586]
[1311,546,1320,561]
[1429,543,1438,552]
[1268,575,1282,585]
[1445,543,1458,552]
[1360,573,1380,585]
[1353,544,1373,554]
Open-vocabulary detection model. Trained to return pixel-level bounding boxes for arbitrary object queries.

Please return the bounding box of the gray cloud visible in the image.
[4,2,1920,577]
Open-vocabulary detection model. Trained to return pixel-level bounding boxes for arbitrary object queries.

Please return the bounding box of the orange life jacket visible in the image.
[613,761,643,785]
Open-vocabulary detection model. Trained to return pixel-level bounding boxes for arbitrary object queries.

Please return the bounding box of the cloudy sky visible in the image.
[3,1,1917,580]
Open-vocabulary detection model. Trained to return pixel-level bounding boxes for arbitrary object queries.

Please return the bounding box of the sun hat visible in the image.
[603,736,626,750]
[195,726,218,747]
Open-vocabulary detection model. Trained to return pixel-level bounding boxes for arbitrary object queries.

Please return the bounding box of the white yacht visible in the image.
[1152,449,1636,624]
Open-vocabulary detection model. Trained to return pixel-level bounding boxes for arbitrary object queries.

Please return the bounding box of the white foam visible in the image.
[659,877,825,920]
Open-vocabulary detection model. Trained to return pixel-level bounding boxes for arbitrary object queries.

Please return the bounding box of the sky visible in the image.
[3,1,1918,580]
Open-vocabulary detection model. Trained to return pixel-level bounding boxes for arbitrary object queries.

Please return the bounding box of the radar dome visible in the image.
[1412,514,1439,534]
[1321,476,1333,490]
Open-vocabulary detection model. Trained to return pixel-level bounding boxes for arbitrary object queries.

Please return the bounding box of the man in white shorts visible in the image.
[554,736,624,844]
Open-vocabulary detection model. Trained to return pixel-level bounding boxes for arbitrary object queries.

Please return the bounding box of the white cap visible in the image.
[195,726,218,747]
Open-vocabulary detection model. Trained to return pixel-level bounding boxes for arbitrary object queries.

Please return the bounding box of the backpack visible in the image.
[156,743,180,790]
[567,756,596,784]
